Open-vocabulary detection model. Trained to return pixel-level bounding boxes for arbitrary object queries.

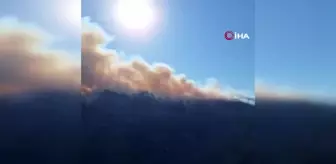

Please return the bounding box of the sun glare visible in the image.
[114,0,155,31]
[51,0,81,35]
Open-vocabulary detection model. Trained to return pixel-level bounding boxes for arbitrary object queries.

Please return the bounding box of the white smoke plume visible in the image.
[0,17,80,94]
[81,18,248,100]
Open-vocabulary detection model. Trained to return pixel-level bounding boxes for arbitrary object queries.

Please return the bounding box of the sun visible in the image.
[114,0,155,31]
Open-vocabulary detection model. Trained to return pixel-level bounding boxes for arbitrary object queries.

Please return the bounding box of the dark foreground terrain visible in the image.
[1,90,336,164]
[0,91,83,164]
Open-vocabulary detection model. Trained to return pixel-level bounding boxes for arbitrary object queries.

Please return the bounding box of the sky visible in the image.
[255,0,336,98]
[81,0,255,97]
[1,0,334,101]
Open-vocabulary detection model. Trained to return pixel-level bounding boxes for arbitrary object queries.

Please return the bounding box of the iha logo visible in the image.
[224,31,250,40]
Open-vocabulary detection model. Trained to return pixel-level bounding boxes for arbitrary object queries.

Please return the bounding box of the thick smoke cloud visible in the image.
[81,18,244,100]
[0,17,80,94]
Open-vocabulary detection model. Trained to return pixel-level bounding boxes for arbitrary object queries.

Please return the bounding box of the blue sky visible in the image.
[2,0,333,99]
[256,0,336,97]
[82,0,255,96]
